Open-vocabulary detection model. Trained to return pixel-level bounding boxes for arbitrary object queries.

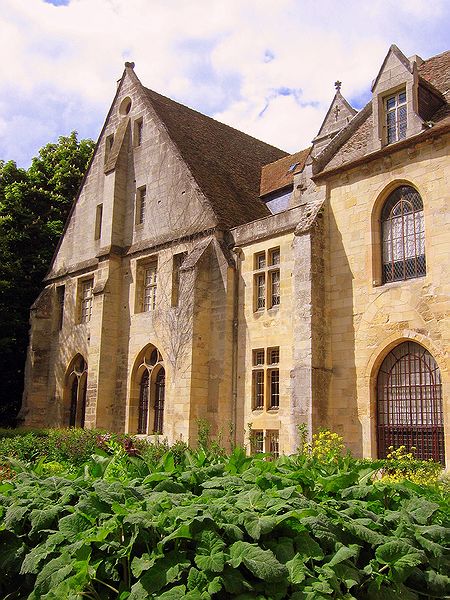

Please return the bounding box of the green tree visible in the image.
[0,132,95,426]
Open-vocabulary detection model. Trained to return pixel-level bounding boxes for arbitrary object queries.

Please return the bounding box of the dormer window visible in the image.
[386,90,407,144]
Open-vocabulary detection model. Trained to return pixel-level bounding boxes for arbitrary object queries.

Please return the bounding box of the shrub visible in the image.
[379,445,443,486]
[0,445,448,599]
[0,431,50,463]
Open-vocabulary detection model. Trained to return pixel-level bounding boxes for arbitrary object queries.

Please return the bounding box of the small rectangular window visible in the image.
[80,279,93,324]
[269,369,280,409]
[253,349,265,366]
[94,204,103,240]
[386,91,407,144]
[268,347,279,365]
[255,252,266,270]
[136,186,146,225]
[270,270,280,307]
[266,430,279,458]
[269,248,280,266]
[134,118,143,147]
[251,430,264,454]
[105,134,114,163]
[255,273,265,310]
[143,262,157,311]
[253,248,281,311]
[56,285,65,330]
[252,370,264,409]
[171,252,187,307]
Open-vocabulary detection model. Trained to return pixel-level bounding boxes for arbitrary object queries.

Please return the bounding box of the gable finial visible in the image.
[334,80,342,92]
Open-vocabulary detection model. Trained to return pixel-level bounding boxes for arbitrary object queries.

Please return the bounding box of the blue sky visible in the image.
[1,0,448,167]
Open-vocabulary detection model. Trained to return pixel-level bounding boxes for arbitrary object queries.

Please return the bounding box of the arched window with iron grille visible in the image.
[377,341,444,464]
[381,185,426,283]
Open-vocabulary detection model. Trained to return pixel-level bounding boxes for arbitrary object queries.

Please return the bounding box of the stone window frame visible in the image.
[131,345,165,436]
[250,429,264,454]
[104,133,114,164]
[134,118,144,147]
[371,181,426,287]
[135,185,147,227]
[94,203,103,241]
[385,89,407,144]
[266,430,280,458]
[253,247,281,312]
[56,284,65,331]
[375,341,444,465]
[77,276,94,324]
[251,347,280,411]
[171,251,187,307]
[65,354,88,428]
[135,256,158,314]
[250,429,280,457]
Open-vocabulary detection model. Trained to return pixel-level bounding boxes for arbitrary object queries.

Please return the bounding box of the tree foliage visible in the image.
[0,132,95,425]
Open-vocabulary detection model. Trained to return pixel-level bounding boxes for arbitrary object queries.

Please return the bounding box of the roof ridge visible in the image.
[421,48,450,63]
[144,86,289,155]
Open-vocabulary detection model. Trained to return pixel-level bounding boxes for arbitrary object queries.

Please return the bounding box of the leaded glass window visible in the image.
[143,264,157,311]
[80,279,93,323]
[386,91,407,144]
[381,186,425,283]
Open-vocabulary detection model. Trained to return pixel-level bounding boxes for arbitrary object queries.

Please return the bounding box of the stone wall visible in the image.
[324,133,450,459]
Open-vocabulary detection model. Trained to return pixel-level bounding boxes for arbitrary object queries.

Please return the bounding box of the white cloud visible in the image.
[0,0,448,164]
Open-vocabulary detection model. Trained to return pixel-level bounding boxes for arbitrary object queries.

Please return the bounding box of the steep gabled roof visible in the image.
[418,49,450,97]
[260,147,310,197]
[314,49,450,177]
[144,88,288,229]
[371,44,412,92]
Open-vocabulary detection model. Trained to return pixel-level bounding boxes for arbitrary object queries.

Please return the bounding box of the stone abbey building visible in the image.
[21,45,449,464]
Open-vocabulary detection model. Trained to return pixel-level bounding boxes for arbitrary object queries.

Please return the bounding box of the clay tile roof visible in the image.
[315,49,449,176]
[144,88,287,229]
[418,50,450,97]
[260,147,311,197]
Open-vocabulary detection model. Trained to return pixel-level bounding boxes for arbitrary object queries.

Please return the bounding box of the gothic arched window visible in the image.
[381,186,425,283]
[138,370,149,434]
[377,341,444,464]
[153,369,165,434]
[135,347,165,435]
[67,355,88,428]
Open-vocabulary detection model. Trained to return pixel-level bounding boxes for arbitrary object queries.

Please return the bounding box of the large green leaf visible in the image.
[58,512,92,541]
[327,544,359,567]
[294,531,324,560]
[317,472,358,492]
[242,513,277,540]
[128,551,190,598]
[157,585,188,599]
[229,541,288,581]
[195,551,225,573]
[4,504,28,531]
[29,506,62,535]
[286,554,308,584]
[188,567,209,591]
[376,540,425,583]
[401,497,439,525]
[423,569,450,596]
[130,553,156,578]
[342,520,386,546]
